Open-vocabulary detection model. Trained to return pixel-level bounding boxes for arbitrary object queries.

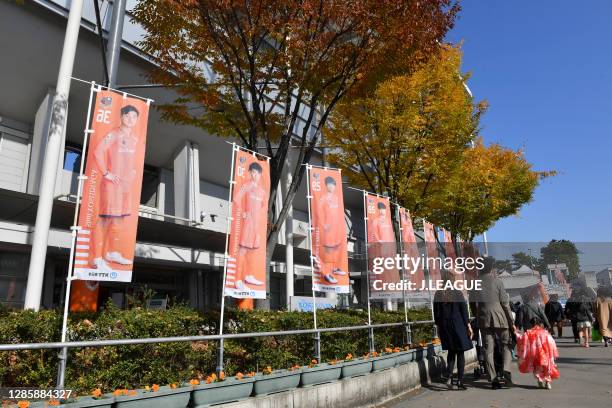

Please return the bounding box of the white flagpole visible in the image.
[305,165,321,362]
[56,82,98,389]
[217,143,238,375]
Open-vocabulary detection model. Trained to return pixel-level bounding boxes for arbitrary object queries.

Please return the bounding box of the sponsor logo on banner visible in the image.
[366,194,401,299]
[308,168,349,294]
[73,90,150,283]
[224,149,270,299]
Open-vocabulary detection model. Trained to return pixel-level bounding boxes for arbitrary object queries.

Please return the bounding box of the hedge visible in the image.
[0,304,434,394]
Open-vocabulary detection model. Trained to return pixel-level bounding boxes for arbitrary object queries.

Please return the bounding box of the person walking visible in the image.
[470,258,515,389]
[545,294,565,338]
[514,317,560,390]
[516,293,551,332]
[574,293,594,347]
[434,286,474,390]
[594,286,612,347]
[564,294,580,343]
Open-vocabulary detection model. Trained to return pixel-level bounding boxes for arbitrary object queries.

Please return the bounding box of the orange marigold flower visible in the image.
[47,399,60,406]
[189,379,200,386]
[152,384,159,392]
[17,401,29,408]
[128,390,137,396]
[246,371,256,377]
[92,388,102,398]
[345,353,353,361]
[235,372,244,380]
[169,383,177,389]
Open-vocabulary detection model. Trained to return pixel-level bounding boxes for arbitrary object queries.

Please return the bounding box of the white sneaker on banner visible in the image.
[106,252,133,265]
[245,275,263,286]
[332,268,347,276]
[323,274,338,284]
[92,258,113,273]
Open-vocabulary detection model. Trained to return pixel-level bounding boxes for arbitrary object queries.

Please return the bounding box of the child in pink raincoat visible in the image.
[515,317,560,390]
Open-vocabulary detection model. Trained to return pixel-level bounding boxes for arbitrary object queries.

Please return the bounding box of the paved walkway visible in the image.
[382,337,612,408]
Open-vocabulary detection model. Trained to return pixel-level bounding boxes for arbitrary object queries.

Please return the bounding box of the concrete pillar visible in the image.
[173,141,200,222]
[24,0,85,311]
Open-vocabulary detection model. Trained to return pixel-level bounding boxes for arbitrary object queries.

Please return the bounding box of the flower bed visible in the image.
[112,385,191,408]
[252,368,302,396]
[190,375,255,407]
[300,361,342,387]
[340,357,372,378]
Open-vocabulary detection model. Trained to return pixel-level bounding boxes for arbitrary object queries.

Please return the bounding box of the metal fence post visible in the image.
[314,331,321,362]
[368,326,375,353]
[404,322,412,346]
[216,338,225,375]
[56,347,68,389]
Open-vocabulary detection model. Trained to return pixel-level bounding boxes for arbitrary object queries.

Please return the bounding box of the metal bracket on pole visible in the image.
[313,331,321,363]
[216,338,225,375]
[405,322,413,346]
[368,326,375,353]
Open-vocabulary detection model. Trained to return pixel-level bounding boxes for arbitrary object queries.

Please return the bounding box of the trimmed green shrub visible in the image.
[0,304,434,394]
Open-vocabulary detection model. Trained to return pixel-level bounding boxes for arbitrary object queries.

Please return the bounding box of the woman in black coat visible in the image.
[434,288,474,390]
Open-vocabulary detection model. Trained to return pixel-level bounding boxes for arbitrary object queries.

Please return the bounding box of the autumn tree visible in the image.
[133,1,459,305]
[428,140,553,240]
[326,45,484,216]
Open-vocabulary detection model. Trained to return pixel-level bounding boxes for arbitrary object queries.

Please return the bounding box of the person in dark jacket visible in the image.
[434,287,473,390]
[564,295,580,343]
[516,294,550,332]
[574,294,594,347]
[545,294,565,338]
[469,258,514,389]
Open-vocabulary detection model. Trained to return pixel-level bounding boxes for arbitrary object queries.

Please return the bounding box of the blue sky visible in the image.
[446,0,612,242]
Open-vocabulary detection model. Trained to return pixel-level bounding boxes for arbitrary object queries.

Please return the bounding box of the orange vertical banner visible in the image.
[423,221,441,281]
[224,149,270,299]
[309,167,349,294]
[398,207,424,288]
[73,89,150,283]
[366,194,401,298]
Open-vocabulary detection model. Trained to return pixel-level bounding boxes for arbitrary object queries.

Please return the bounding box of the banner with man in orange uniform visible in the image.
[224,148,270,299]
[73,89,150,285]
[366,193,401,298]
[308,166,349,294]
[398,207,425,290]
[423,221,441,281]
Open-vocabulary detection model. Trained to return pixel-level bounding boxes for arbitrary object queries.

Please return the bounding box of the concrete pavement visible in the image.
[382,336,612,408]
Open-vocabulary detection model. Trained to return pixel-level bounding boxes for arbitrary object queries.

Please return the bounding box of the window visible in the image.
[63,147,82,172]
[140,166,159,208]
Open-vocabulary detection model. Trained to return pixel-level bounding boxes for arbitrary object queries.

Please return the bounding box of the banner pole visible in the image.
[56,82,97,389]
[305,165,321,362]
[217,143,238,375]
[362,191,375,353]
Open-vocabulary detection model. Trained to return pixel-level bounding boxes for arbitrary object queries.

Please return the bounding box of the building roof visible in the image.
[513,264,538,275]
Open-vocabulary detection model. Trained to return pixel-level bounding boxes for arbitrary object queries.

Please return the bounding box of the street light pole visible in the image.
[106,0,127,87]
[24,0,85,310]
